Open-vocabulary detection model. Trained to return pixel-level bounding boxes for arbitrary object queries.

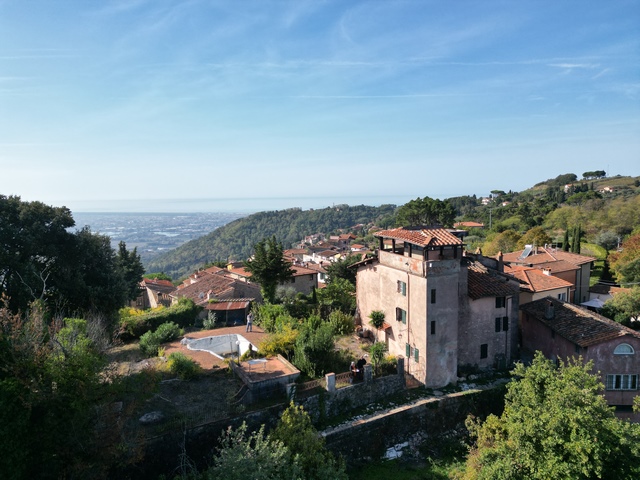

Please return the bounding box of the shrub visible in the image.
[258,324,299,359]
[202,312,217,330]
[167,352,201,380]
[139,330,161,357]
[119,298,200,339]
[328,310,355,336]
[154,321,182,343]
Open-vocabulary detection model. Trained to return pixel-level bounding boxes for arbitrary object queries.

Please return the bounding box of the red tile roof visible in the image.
[467,262,519,300]
[454,221,484,228]
[504,265,573,293]
[172,273,237,304]
[375,227,464,247]
[502,247,596,266]
[142,278,176,295]
[205,300,252,311]
[520,297,640,347]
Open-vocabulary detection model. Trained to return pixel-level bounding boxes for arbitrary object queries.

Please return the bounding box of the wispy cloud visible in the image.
[548,63,599,69]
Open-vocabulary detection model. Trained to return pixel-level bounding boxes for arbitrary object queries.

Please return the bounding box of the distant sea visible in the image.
[70,195,415,264]
[70,195,417,214]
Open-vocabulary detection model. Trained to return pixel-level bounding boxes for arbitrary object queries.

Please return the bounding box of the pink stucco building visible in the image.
[355,226,519,387]
[520,297,640,410]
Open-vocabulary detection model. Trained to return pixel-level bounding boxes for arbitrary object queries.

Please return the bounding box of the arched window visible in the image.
[614,343,635,355]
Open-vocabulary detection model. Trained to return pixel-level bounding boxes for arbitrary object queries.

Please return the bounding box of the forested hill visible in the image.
[144,204,397,280]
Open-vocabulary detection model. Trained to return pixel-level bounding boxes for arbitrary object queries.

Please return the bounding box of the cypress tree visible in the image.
[563,230,570,252]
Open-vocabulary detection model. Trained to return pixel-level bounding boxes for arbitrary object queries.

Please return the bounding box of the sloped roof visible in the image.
[502,247,596,266]
[205,300,252,311]
[504,265,573,293]
[171,273,237,303]
[142,278,176,295]
[533,260,580,273]
[467,262,519,300]
[454,221,484,228]
[375,227,464,248]
[520,297,640,347]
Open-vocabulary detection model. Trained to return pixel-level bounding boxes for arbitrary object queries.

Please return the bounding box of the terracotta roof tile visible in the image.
[142,278,177,295]
[504,265,573,292]
[502,247,596,266]
[467,262,519,300]
[454,221,484,228]
[520,297,640,347]
[375,227,464,247]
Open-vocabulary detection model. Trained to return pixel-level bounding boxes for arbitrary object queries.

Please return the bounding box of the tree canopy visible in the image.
[0,195,143,320]
[609,232,640,285]
[245,236,294,303]
[396,196,455,227]
[462,352,640,480]
[601,286,640,329]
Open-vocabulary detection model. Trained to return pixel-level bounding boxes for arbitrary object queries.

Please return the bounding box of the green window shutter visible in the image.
[414,348,419,362]
[406,343,410,358]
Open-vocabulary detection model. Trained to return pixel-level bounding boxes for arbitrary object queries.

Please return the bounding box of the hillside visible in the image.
[146,174,640,281]
[144,204,397,279]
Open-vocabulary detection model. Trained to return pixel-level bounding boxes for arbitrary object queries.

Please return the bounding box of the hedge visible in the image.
[119,298,201,339]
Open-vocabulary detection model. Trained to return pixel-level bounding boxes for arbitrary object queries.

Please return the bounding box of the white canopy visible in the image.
[581,298,606,309]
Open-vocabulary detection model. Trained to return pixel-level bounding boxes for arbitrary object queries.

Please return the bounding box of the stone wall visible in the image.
[322,385,506,466]
[298,361,406,423]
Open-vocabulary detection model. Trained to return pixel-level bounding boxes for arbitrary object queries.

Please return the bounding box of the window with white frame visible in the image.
[606,374,638,391]
[614,343,635,355]
[397,280,407,296]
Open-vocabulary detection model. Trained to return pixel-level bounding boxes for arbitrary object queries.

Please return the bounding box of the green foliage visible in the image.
[462,352,640,480]
[270,403,348,480]
[316,277,356,314]
[139,330,162,357]
[601,287,640,329]
[368,310,385,327]
[203,423,301,480]
[293,316,336,378]
[583,170,606,180]
[369,341,387,374]
[118,298,200,339]
[516,226,552,249]
[254,303,298,333]
[245,236,294,303]
[0,301,140,479]
[481,230,521,256]
[328,310,355,336]
[202,311,217,330]
[167,352,201,380]
[143,272,172,281]
[0,195,147,325]
[324,253,361,285]
[146,204,397,280]
[116,240,145,302]
[139,321,183,357]
[609,232,640,285]
[396,196,456,227]
[594,230,619,252]
[258,324,299,359]
[154,321,183,343]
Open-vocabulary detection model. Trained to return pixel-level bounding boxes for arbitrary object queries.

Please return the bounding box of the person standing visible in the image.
[246,311,253,332]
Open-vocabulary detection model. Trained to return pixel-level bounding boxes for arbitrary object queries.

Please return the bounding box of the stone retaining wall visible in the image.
[321,384,506,465]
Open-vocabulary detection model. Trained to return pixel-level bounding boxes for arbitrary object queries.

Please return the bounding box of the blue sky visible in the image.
[1,1,638,212]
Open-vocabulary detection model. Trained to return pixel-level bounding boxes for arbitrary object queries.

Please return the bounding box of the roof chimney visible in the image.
[542,268,551,276]
[497,251,504,272]
[545,300,554,320]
